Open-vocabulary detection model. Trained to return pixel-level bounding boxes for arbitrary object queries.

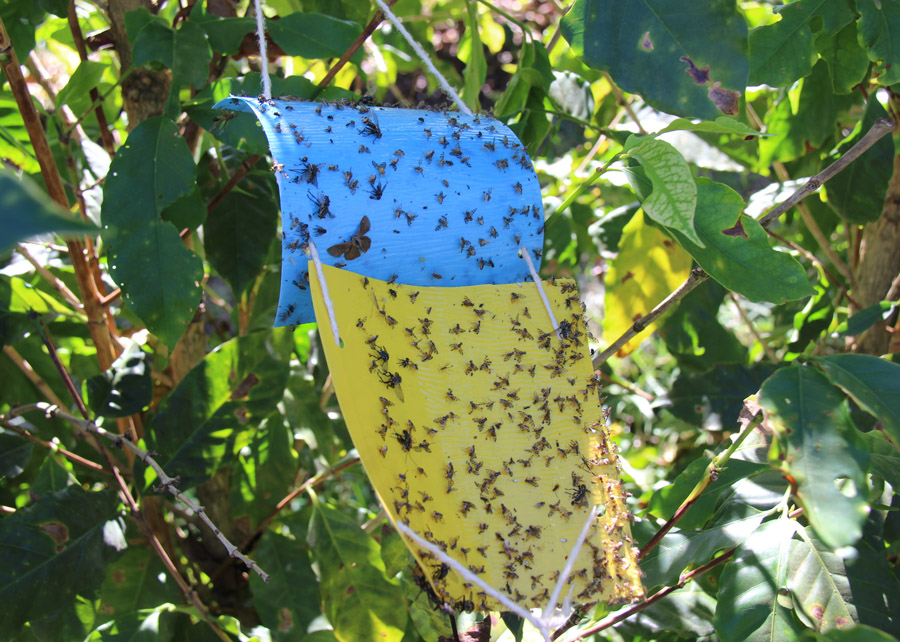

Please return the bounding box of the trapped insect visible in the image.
[327,216,371,260]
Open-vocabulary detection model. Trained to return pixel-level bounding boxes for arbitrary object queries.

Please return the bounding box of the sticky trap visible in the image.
[213,97,546,326]
[309,265,644,611]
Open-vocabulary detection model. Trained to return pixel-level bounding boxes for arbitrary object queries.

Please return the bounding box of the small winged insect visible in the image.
[211,110,237,133]
[368,181,387,200]
[359,115,382,139]
[327,216,372,261]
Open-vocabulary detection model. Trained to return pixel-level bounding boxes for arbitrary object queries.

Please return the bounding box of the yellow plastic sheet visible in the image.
[310,264,644,611]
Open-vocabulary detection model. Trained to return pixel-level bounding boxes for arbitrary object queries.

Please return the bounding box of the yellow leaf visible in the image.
[310,264,644,611]
[602,212,692,357]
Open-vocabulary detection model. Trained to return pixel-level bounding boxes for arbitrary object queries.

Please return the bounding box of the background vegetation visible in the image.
[1,0,899,640]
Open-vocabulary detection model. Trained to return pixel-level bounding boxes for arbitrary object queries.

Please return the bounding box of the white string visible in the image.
[372,0,473,116]
[253,0,272,100]
[543,505,599,619]
[309,242,342,347]
[519,248,560,338]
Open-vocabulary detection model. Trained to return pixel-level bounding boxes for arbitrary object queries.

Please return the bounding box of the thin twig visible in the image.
[0,418,106,473]
[3,402,270,582]
[602,72,646,135]
[206,154,261,214]
[592,116,895,368]
[14,245,84,310]
[3,345,68,408]
[562,547,738,641]
[317,0,397,90]
[728,292,778,362]
[759,118,894,228]
[638,410,762,560]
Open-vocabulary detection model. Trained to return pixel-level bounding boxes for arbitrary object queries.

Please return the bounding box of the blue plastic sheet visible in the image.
[213,96,545,325]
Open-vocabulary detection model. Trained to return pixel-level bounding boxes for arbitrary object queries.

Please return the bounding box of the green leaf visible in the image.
[812,354,900,453]
[85,604,177,642]
[171,21,212,88]
[748,0,855,87]
[817,21,871,94]
[639,503,767,591]
[0,169,96,255]
[759,365,870,549]
[159,186,206,230]
[0,431,32,479]
[231,416,296,524]
[825,97,894,225]
[657,116,762,138]
[786,278,835,357]
[98,548,181,621]
[189,2,255,55]
[715,517,804,642]
[308,501,406,642]
[204,189,277,297]
[788,526,856,633]
[249,532,320,639]
[459,1,487,112]
[101,117,203,350]
[861,431,900,488]
[30,455,76,497]
[661,279,748,371]
[267,13,362,60]
[857,0,900,86]
[560,0,748,119]
[836,301,895,338]
[667,178,815,303]
[846,536,900,635]
[86,340,153,418]
[617,582,717,638]
[141,332,289,490]
[668,363,781,427]
[56,61,107,117]
[626,137,702,247]
[801,626,900,642]
[0,487,125,640]
[132,20,175,69]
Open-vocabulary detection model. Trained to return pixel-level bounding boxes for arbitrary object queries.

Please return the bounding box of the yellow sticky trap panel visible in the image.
[310,264,644,611]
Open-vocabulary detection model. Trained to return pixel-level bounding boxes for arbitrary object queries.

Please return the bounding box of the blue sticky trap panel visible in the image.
[213,96,545,325]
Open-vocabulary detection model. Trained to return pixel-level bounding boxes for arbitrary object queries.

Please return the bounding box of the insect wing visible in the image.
[327,242,351,258]
[358,215,371,236]
[359,235,372,254]
[345,245,361,261]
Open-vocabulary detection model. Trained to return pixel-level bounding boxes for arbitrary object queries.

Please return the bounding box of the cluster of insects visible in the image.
[342,272,641,610]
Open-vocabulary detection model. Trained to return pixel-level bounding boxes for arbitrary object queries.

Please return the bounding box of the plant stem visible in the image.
[592,116,895,368]
[637,409,763,560]
[0,418,106,473]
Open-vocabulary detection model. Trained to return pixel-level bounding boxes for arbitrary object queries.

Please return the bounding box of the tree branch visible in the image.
[592,116,895,368]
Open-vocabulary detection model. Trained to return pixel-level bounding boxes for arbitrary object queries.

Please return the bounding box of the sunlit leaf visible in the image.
[857,0,900,85]
[309,500,406,642]
[759,365,869,549]
[816,21,871,94]
[86,340,153,418]
[561,0,748,119]
[787,526,856,633]
[267,13,361,60]
[602,212,693,356]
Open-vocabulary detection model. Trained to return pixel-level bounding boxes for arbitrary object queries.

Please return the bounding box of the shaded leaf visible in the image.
[56,61,107,117]
[845,537,900,635]
[204,189,277,297]
[748,0,855,86]
[816,21,871,94]
[759,365,869,549]
[0,431,32,479]
[825,97,894,225]
[101,117,203,350]
[660,279,747,371]
[230,416,297,525]
[715,517,804,642]
[800,626,900,642]
[813,354,900,453]
[30,454,76,497]
[189,3,254,55]
[667,178,815,303]
[87,340,153,418]
[250,532,320,640]
[837,301,895,338]
[640,503,766,591]
[308,501,406,642]
[788,527,856,633]
[861,432,900,489]
[561,0,748,119]
[602,212,693,356]
[668,363,782,427]
[85,604,177,642]
[857,0,900,86]
[267,13,361,60]
[142,332,289,490]
[618,581,716,638]
[626,136,701,247]
[98,548,180,621]
[0,487,125,640]
[0,170,96,255]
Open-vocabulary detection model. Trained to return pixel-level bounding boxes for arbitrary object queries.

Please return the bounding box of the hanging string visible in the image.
[309,242,342,347]
[519,248,561,339]
[372,0,473,116]
[253,0,272,100]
